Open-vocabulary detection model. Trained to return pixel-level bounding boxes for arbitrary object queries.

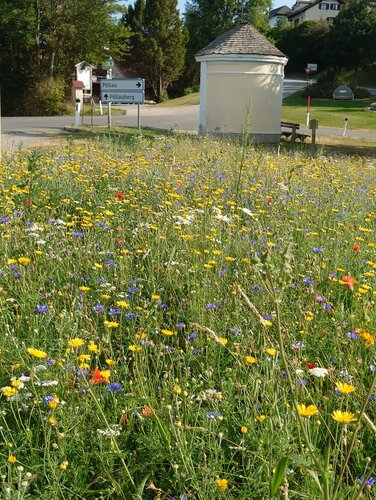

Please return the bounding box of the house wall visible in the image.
[196,55,287,143]
[290,1,341,23]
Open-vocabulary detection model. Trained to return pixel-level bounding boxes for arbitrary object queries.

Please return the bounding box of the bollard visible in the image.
[309,119,319,153]
[75,99,81,126]
[343,117,348,137]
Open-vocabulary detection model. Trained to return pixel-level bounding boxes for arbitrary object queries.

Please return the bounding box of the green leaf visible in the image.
[270,456,288,497]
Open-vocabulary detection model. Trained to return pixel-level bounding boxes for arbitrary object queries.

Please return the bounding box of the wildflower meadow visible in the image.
[0,135,375,499]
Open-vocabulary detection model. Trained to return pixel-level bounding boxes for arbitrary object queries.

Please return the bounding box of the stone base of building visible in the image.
[201,130,281,144]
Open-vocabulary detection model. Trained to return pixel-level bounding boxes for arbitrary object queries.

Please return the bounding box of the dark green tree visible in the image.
[0,0,123,114]
[183,0,272,87]
[272,20,330,74]
[123,0,187,101]
[327,0,376,87]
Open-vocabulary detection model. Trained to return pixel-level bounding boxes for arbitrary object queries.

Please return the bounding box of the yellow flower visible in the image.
[47,396,59,409]
[335,382,356,395]
[48,416,58,425]
[331,410,358,424]
[218,337,228,346]
[297,404,319,418]
[7,455,17,464]
[101,294,111,300]
[129,345,143,352]
[2,387,18,398]
[261,319,272,327]
[151,294,161,300]
[76,354,90,362]
[18,257,30,265]
[88,341,99,354]
[79,286,91,292]
[104,320,119,329]
[241,426,248,434]
[59,460,69,470]
[68,337,85,348]
[245,356,256,364]
[173,385,182,394]
[27,347,48,358]
[105,359,117,366]
[11,380,22,389]
[256,415,267,422]
[216,479,228,491]
[161,329,175,336]
[266,348,277,357]
[116,300,129,309]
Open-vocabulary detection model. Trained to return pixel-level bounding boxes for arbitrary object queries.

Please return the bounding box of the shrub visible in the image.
[24,77,68,116]
[354,87,372,99]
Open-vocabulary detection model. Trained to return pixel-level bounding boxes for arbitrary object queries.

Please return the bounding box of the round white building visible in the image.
[195,24,288,143]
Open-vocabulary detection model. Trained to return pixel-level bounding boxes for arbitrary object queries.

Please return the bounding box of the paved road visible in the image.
[1,78,375,151]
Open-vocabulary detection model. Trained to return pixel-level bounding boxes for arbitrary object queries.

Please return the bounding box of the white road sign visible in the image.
[100,79,145,91]
[100,91,144,104]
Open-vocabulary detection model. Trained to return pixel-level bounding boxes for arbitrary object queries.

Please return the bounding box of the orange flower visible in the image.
[352,244,360,251]
[340,276,356,291]
[141,405,154,417]
[89,367,110,384]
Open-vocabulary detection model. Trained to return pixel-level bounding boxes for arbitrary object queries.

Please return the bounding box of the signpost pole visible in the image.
[108,102,112,129]
[137,103,140,131]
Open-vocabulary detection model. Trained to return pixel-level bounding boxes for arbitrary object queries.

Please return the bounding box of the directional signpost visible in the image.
[100,78,145,130]
[100,79,145,104]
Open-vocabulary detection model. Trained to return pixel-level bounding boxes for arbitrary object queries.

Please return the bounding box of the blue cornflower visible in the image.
[125,313,136,320]
[303,277,314,285]
[107,383,122,392]
[0,217,10,224]
[72,231,84,237]
[176,322,185,329]
[313,247,323,253]
[347,331,359,339]
[108,308,121,316]
[189,332,198,341]
[34,304,48,314]
[93,304,105,312]
[358,476,375,487]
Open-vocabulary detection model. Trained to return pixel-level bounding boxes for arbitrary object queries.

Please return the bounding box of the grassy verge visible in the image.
[282,91,375,129]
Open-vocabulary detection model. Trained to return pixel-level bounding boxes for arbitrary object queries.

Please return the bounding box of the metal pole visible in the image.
[108,102,112,128]
[137,103,140,131]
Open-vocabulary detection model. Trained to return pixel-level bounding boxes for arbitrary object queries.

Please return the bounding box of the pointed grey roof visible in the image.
[195,24,286,58]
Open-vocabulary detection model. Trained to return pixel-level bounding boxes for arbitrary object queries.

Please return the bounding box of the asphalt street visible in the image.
[1,78,375,151]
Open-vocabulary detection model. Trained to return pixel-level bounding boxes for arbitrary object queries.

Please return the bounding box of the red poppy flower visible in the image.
[352,244,360,252]
[115,193,124,199]
[341,276,356,291]
[306,362,316,369]
[89,367,109,384]
[265,197,272,204]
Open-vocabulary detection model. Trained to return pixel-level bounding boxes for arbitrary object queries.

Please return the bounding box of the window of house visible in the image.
[330,3,339,9]
[319,3,329,9]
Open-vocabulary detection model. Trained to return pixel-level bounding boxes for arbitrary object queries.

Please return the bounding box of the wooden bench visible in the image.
[281,121,310,142]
